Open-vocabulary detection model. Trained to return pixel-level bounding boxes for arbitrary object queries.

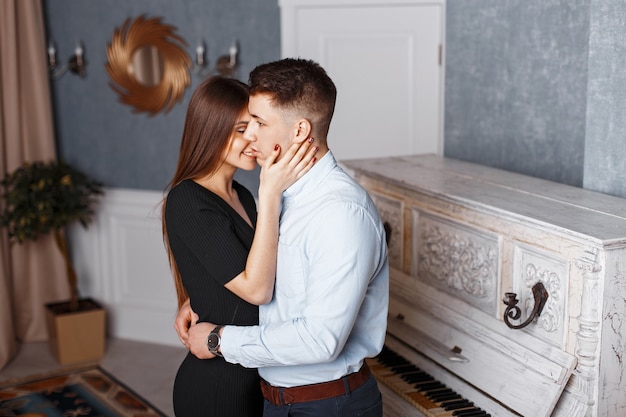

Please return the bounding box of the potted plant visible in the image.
[0,159,105,364]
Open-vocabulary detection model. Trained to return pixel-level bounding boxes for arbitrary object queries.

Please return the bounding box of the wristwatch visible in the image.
[206,325,224,357]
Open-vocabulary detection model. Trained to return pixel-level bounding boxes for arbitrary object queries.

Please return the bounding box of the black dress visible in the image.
[166,179,263,417]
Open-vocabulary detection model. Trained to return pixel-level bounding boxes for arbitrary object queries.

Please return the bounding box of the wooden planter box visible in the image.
[45,298,106,365]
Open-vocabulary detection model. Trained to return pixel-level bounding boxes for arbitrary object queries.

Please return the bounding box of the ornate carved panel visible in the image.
[414,212,499,314]
[371,193,403,270]
[512,244,569,347]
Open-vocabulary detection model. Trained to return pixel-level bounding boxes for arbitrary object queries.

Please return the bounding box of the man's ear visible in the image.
[293,119,312,144]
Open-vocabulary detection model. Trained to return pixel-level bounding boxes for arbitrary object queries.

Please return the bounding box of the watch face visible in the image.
[207,333,220,349]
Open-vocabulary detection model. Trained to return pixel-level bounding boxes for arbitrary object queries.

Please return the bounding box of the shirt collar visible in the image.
[283,150,336,201]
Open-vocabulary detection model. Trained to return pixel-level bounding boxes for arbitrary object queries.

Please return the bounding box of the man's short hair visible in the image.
[249,58,337,138]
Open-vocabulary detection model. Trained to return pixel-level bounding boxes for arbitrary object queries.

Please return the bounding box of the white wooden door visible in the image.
[280,0,445,160]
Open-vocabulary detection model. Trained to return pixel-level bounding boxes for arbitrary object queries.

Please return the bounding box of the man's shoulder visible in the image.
[329,168,378,208]
[326,166,368,195]
[315,170,381,222]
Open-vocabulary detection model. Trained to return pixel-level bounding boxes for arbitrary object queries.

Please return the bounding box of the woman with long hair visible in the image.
[162,76,316,416]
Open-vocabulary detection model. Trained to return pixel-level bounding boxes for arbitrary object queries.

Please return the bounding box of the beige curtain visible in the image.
[0,0,69,369]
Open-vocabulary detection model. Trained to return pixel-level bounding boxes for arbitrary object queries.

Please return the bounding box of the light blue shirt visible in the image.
[221,151,389,387]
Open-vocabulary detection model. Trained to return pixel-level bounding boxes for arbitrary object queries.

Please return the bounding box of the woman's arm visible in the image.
[225,138,317,305]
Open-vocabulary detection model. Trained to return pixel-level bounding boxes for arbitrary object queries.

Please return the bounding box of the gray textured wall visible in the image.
[584,0,626,198]
[43,0,279,192]
[444,0,590,188]
[44,1,626,199]
[445,0,626,199]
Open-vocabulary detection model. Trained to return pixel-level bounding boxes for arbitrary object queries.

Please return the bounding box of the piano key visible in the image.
[428,392,460,402]
[433,404,483,415]
[422,387,450,397]
[440,399,468,407]
[427,388,456,398]
[392,364,420,373]
[444,400,474,410]
[406,391,439,409]
[416,382,445,391]
[404,372,435,383]
[368,345,494,417]
[452,410,489,417]
[428,401,479,415]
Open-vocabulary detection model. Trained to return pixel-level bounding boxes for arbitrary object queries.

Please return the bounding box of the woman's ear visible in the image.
[293,119,312,143]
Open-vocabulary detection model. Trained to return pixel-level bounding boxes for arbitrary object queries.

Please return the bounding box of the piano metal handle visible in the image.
[502,281,549,330]
[448,345,469,363]
[394,313,469,363]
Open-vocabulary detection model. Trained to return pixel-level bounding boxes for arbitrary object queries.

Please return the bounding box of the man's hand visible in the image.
[174,299,198,348]
[187,321,219,359]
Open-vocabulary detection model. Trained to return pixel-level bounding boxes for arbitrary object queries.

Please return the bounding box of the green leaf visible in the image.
[0,160,104,244]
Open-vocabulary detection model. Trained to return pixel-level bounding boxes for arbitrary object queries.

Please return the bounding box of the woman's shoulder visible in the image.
[168,179,196,199]
[166,180,213,211]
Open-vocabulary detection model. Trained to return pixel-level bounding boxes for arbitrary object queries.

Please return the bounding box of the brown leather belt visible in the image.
[260,363,371,405]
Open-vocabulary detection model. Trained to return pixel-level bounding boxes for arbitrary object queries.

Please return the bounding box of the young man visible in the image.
[177,58,389,417]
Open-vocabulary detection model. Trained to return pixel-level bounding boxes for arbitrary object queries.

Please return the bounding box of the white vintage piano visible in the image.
[342,155,626,417]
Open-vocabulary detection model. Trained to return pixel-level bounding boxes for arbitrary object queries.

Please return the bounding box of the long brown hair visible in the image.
[162,76,249,308]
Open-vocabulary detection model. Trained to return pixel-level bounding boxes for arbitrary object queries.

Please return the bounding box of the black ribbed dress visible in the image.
[166,179,263,417]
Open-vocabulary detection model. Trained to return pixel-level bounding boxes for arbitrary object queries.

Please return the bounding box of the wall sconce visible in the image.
[48,41,87,79]
[194,39,238,77]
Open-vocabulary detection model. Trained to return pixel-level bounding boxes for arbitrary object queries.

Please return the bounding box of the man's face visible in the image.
[243,93,294,165]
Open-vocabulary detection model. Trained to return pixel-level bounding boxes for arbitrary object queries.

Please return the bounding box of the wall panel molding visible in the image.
[69,188,180,346]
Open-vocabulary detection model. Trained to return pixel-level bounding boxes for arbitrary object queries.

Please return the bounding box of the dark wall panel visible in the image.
[44,0,279,192]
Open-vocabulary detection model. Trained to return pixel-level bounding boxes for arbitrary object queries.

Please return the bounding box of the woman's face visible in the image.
[223,109,256,171]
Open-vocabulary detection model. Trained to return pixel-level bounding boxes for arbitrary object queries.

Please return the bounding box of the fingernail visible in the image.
[308,137,314,143]
[313,157,317,163]
[274,144,279,151]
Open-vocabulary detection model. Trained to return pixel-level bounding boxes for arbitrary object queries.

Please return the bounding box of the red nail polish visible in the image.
[274,144,279,151]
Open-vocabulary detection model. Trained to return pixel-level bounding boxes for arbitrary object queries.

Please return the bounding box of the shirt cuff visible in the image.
[220,324,254,365]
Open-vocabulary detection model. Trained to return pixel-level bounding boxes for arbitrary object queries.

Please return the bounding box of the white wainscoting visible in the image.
[68,188,180,347]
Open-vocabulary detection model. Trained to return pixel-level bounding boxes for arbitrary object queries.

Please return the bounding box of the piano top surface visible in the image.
[342,154,626,244]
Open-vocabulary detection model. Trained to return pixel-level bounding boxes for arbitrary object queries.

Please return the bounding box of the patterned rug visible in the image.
[0,366,166,417]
